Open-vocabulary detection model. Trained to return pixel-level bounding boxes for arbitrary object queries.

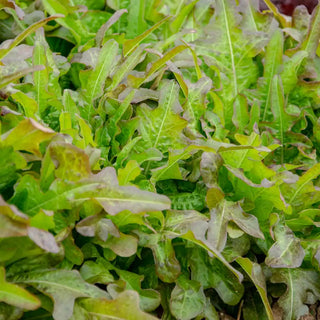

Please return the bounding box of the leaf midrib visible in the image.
[153,83,175,149]
[221,0,237,97]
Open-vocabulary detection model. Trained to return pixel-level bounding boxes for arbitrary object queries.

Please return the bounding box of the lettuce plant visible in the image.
[1,0,320,319]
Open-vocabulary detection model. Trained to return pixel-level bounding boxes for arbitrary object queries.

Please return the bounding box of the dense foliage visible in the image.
[1,0,320,319]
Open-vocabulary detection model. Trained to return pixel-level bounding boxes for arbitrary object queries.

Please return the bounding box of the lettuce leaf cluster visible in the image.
[1,0,320,319]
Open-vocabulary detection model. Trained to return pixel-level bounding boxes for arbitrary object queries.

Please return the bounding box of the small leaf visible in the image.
[189,248,244,305]
[287,163,320,207]
[118,160,141,185]
[129,46,187,87]
[170,275,206,320]
[207,199,264,252]
[110,267,161,312]
[0,196,29,238]
[76,214,119,241]
[81,40,119,102]
[96,9,128,47]
[27,227,60,254]
[265,222,305,268]
[170,0,199,34]
[99,232,138,257]
[123,16,171,56]
[151,148,192,183]
[80,259,114,284]
[109,45,145,91]
[150,236,181,283]
[11,91,38,118]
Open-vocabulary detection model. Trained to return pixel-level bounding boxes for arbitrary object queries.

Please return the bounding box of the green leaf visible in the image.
[232,94,249,133]
[195,0,264,128]
[270,269,320,320]
[0,197,59,253]
[118,160,141,185]
[170,0,198,34]
[41,0,90,44]
[150,147,192,183]
[109,267,161,312]
[150,236,181,283]
[169,275,206,320]
[0,66,45,89]
[189,247,244,305]
[123,16,170,56]
[81,40,119,102]
[299,4,320,57]
[76,214,119,241]
[49,141,91,182]
[62,233,84,266]
[0,146,26,193]
[107,90,135,141]
[13,269,107,320]
[180,231,244,282]
[2,118,55,156]
[207,199,264,252]
[33,29,51,114]
[0,15,63,61]
[0,302,23,320]
[96,9,128,46]
[10,91,38,118]
[236,257,273,320]
[129,46,187,87]
[280,51,308,94]
[79,290,158,320]
[135,80,187,156]
[265,221,305,268]
[268,76,298,163]
[99,232,138,257]
[183,76,212,132]
[109,46,145,91]
[286,163,320,209]
[80,259,114,284]
[126,0,148,39]
[0,267,40,310]
[262,0,289,28]
[260,28,283,121]
[11,166,171,216]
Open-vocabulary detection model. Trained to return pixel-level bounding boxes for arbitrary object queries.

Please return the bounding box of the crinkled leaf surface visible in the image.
[135,80,187,154]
